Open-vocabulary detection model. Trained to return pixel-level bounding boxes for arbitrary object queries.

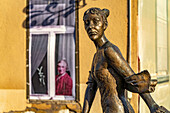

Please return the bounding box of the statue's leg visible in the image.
[104,106,122,113]
[104,104,124,113]
[101,94,125,113]
[119,95,135,113]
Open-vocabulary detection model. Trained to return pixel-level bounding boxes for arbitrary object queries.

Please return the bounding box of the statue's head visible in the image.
[83,7,109,41]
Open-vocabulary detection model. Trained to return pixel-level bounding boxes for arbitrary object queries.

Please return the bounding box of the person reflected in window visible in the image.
[55,60,73,96]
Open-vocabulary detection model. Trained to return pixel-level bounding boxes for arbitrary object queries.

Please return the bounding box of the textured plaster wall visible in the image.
[0,0,26,89]
[0,0,27,112]
[79,0,130,112]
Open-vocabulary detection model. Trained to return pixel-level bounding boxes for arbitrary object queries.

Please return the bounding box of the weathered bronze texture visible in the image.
[82,7,170,113]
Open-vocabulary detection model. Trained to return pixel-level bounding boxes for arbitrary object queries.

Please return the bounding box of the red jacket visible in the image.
[55,73,73,96]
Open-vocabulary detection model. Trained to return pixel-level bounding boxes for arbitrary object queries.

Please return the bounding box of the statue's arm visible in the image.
[104,46,170,113]
[82,81,98,113]
[104,46,135,77]
[104,46,154,93]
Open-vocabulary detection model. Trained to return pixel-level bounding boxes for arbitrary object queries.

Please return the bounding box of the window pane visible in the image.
[31,34,48,94]
[157,18,168,72]
[157,0,168,73]
[30,0,65,5]
[157,0,167,20]
[55,34,75,96]
[29,4,65,27]
[29,0,75,27]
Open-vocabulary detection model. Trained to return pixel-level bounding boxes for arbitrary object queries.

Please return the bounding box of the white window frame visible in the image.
[28,0,77,100]
[29,26,75,100]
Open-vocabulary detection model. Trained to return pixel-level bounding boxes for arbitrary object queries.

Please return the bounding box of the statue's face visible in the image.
[84,13,105,41]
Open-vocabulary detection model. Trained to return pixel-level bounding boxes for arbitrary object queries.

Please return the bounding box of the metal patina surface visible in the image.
[82,7,170,113]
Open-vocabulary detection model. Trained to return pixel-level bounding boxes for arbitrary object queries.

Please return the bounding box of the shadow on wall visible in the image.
[22,0,87,28]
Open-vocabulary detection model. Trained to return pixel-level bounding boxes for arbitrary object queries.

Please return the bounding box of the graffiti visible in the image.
[23,0,87,28]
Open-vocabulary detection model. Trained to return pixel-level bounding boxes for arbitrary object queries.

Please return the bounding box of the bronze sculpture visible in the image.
[82,7,170,113]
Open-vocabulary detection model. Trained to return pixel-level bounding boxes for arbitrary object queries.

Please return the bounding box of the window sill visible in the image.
[157,75,169,84]
[27,99,82,112]
[29,95,75,100]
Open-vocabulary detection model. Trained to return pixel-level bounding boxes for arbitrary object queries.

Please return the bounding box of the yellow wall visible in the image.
[79,0,138,112]
[0,0,139,112]
[0,0,26,89]
[0,0,28,112]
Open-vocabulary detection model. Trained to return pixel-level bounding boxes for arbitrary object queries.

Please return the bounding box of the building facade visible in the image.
[0,0,169,113]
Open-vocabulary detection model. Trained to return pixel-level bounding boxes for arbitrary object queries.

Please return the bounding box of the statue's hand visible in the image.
[124,70,157,93]
[151,104,170,113]
[148,79,157,93]
[154,106,170,113]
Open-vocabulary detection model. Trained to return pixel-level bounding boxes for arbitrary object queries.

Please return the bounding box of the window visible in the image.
[138,0,169,83]
[138,1,169,112]
[156,0,169,82]
[29,0,77,100]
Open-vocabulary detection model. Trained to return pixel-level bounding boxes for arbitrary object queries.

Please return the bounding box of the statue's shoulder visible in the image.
[104,41,121,54]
